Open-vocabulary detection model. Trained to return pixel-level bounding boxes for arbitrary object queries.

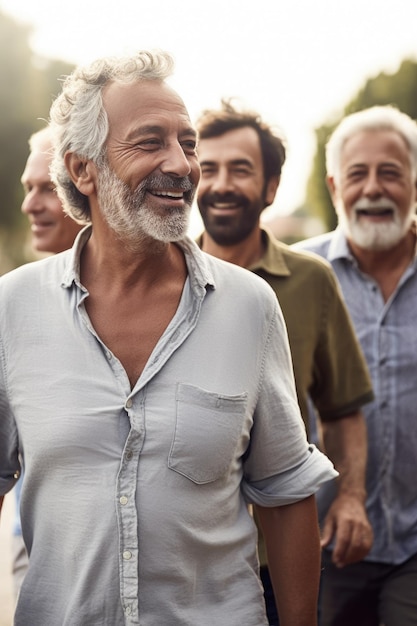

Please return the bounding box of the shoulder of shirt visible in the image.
[0,250,69,292]
[206,247,279,290]
[291,231,334,259]
[262,228,336,278]
[190,242,280,308]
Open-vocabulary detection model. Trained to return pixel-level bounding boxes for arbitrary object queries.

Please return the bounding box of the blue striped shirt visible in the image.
[296,226,417,564]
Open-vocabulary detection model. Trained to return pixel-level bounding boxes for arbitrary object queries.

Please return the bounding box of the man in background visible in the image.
[195,100,374,625]
[21,127,83,254]
[11,127,84,597]
[296,105,417,626]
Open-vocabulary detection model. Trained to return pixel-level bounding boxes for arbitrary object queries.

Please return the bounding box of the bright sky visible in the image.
[2,0,417,234]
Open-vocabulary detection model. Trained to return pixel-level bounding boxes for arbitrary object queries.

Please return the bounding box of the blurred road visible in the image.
[0,494,15,626]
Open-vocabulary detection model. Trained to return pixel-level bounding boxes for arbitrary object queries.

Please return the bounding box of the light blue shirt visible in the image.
[0,227,336,626]
[295,226,417,565]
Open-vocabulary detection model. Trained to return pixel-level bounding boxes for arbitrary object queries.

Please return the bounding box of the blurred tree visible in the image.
[305,58,417,231]
[0,10,74,271]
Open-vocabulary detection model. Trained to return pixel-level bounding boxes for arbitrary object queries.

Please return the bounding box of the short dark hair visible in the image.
[196,99,286,183]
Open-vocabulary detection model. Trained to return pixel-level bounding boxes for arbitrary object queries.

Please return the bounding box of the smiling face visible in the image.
[329,129,417,251]
[21,139,83,253]
[197,127,277,246]
[95,79,200,245]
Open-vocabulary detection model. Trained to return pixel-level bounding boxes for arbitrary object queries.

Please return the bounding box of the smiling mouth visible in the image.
[211,201,240,210]
[32,221,55,230]
[149,190,185,199]
[356,207,394,217]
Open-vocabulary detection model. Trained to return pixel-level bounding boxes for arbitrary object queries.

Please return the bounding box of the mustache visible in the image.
[353,197,398,212]
[141,173,195,193]
[202,191,246,204]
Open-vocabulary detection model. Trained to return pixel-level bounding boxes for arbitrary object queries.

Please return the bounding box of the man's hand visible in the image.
[321,492,373,567]
[321,411,373,567]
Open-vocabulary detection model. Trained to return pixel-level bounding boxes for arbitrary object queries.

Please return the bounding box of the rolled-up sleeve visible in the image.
[242,444,337,506]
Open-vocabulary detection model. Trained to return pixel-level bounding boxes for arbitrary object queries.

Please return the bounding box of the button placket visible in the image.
[116,403,144,625]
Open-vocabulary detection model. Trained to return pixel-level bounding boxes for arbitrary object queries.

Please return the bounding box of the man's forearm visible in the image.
[321,411,367,500]
[320,411,373,565]
[255,495,321,626]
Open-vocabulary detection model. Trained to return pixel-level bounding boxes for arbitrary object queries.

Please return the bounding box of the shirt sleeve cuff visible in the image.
[241,444,338,507]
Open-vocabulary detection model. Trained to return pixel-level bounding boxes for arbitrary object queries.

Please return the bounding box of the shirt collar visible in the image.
[61,225,92,289]
[196,227,291,277]
[326,226,352,262]
[248,228,291,277]
[61,225,215,294]
[177,237,216,295]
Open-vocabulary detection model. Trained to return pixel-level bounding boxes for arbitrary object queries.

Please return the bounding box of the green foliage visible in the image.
[305,124,338,232]
[305,58,417,231]
[0,10,74,271]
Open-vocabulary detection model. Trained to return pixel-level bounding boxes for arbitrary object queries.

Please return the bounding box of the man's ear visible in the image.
[265,175,280,206]
[326,175,337,204]
[64,152,97,196]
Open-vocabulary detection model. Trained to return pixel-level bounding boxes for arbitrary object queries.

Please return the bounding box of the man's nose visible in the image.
[210,169,233,194]
[362,171,383,198]
[160,143,192,178]
[21,190,43,215]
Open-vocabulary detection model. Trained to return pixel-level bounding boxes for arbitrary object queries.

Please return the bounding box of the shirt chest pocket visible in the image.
[168,383,248,484]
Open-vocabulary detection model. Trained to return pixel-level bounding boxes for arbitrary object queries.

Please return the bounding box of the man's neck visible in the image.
[200,228,264,269]
[81,222,184,293]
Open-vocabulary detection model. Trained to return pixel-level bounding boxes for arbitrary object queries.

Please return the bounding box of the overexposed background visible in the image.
[1,0,416,235]
[0,2,417,622]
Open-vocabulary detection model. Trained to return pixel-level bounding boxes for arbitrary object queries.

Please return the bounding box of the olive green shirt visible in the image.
[249,229,373,432]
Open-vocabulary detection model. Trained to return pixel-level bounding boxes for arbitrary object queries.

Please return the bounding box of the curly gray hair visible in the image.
[49,50,175,222]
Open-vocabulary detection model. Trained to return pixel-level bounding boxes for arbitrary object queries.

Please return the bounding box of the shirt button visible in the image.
[120,495,128,505]
[123,550,132,560]
[125,606,132,615]
[125,450,133,460]
[125,398,133,409]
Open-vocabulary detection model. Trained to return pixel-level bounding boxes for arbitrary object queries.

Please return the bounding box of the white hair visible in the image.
[28,127,53,152]
[326,106,417,182]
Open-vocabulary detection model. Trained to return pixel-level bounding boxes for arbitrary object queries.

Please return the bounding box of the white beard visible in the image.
[336,197,416,251]
[96,162,194,249]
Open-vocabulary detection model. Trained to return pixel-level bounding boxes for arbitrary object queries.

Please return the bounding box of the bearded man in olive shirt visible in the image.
[196,100,374,625]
